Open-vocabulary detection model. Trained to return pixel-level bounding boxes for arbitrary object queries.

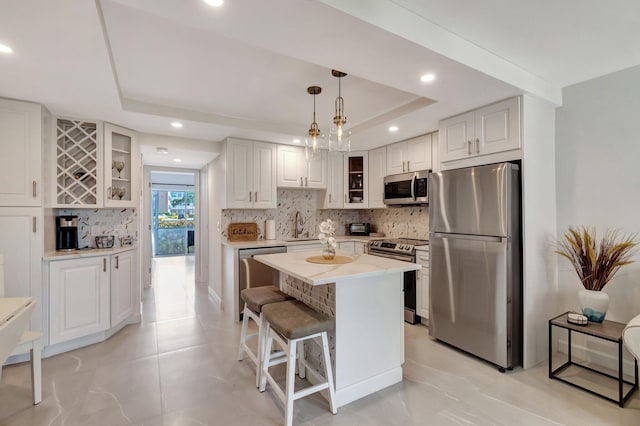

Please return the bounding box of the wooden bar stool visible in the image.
[259,300,337,426]
[237,259,293,386]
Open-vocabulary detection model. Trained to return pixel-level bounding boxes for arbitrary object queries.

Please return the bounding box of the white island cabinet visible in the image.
[254,251,420,408]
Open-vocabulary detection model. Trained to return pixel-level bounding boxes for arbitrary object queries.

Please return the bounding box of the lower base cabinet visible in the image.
[111,250,136,327]
[415,248,430,320]
[49,256,110,345]
[48,249,138,346]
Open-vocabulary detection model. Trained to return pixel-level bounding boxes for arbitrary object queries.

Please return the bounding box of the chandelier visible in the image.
[328,69,351,152]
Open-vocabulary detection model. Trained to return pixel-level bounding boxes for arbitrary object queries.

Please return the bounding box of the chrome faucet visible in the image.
[294,211,304,238]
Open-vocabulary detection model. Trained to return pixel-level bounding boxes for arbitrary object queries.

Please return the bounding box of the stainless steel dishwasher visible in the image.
[237,246,286,320]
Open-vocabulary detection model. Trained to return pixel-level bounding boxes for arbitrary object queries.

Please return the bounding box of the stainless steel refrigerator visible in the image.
[429,162,522,371]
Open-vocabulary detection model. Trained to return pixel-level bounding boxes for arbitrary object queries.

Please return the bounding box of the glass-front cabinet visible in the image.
[344,151,368,209]
[104,123,139,208]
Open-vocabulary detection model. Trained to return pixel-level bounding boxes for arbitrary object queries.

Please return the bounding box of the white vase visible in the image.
[578,289,609,323]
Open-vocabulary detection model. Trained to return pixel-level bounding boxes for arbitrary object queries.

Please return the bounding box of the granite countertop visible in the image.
[254,251,421,286]
[221,235,382,249]
[44,245,137,261]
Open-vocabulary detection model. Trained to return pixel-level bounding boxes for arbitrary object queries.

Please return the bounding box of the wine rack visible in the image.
[55,119,101,206]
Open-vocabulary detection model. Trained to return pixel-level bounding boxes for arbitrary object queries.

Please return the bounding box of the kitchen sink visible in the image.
[283,238,318,242]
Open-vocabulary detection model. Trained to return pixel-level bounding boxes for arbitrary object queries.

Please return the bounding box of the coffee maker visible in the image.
[56,215,79,251]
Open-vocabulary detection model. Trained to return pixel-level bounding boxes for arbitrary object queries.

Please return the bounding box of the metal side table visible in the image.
[549,312,638,407]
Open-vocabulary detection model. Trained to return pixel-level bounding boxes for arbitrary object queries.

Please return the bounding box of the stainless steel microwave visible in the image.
[383,170,429,205]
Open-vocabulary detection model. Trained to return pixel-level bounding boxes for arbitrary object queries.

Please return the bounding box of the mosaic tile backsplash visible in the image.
[222,189,429,240]
[58,208,138,248]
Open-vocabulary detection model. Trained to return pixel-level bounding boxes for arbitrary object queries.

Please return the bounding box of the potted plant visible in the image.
[556,226,637,322]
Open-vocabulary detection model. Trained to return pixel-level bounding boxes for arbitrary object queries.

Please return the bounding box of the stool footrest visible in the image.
[294,383,329,400]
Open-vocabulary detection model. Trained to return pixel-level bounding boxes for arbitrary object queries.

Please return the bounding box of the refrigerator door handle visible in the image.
[411,174,417,201]
[433,232,506,243]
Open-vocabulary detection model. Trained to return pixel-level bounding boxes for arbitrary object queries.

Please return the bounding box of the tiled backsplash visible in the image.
[58,208,138,248]
[222,189,429,240]
[361,206,429,240]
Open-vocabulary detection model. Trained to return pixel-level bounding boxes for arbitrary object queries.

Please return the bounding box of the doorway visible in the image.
[143,168,202,289]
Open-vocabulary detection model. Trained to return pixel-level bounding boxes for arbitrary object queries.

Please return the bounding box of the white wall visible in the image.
[556,65,640,323]
[206,145,226,307]
[521,94,559,368]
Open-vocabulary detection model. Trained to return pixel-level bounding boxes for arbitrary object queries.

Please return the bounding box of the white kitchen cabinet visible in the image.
[226,138,277,209]
[368,146,386,208]
[277,145,327,189]
[337,241,355,252]
[0,98,45,207]
[49,256,110,345]
[415,248,430,320]
[439,97,520,163]
[0,207,43,330]
[110,249,137,327]
[286,242,322,253]
[344,151,368,209]
[386,134,433,175]
[320,152,344,209]
[354,242,366,254]
[104,123,140,208]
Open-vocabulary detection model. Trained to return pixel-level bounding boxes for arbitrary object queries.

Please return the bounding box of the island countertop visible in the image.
[253,251,420,286]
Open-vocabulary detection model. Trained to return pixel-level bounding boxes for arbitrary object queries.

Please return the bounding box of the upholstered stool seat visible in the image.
[238,284,293,387]
[260,300,337,426]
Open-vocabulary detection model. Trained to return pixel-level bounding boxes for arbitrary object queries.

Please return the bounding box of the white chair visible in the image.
[623,314,640,362]
[0,254,42,404]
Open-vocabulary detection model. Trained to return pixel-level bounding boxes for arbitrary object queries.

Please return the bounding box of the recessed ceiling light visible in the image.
[293,139,301,144]
[0,43,13,54]
[171,122,183,128]
[420,73,435,83]
[204,0,223,6]
[156,147,169,154]
[173,158,182,163]
[388,126,399,132]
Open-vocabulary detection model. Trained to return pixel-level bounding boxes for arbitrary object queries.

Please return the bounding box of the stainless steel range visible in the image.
[367,238,429,324]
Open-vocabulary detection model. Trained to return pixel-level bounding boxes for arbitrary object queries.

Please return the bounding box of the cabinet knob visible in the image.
[255,191,257,202]
[329,193,332,203]
[475,138,480,154]
[115,255,119,269]
[305,177,308,187]
[32,216,36,233]
[300,177,303,187]
[467,140,472,155]
[103,258,106,272]
[32,180,37,198]
[407,160,410,171]
[249,192,252,202]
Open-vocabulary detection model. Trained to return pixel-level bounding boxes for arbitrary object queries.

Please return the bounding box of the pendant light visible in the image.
[328,69,351,152]
[304,85,326,160]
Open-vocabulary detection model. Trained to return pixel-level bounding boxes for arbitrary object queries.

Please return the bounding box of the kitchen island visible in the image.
[254,250,420,408]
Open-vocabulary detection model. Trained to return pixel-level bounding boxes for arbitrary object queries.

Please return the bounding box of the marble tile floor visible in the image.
[1,255,639,425]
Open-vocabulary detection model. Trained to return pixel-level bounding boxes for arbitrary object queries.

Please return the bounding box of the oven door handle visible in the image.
[411,174,417,201]
[368,251,414,262]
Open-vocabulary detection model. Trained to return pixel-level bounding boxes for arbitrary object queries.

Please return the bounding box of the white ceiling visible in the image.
[1,0,639,169]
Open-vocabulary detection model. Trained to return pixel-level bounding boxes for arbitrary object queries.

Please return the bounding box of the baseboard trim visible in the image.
[208,286,222,308]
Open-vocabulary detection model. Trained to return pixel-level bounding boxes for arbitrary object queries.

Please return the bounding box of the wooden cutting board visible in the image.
[228,222,259,241]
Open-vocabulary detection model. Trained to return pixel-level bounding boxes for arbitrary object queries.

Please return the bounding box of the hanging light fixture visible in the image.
[304,85,326,160]
[328,69,351,152]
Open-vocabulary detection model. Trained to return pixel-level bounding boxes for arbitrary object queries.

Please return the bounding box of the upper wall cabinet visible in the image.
[0,98,45,207]
[386,134,433,175]
[368,146,386,209]
[439,97,521,165]
[319,152,343,209]
[104,123,140,208]
[50,119,103,208]
[226,138,277,209]
[49,119,139,208]
[344,151,368,209]
[276,145,327,189]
